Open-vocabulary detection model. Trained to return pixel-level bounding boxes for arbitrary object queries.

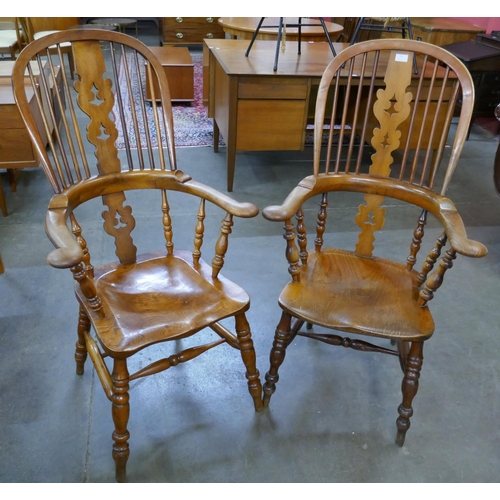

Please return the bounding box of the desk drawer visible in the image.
[238,79,308,100]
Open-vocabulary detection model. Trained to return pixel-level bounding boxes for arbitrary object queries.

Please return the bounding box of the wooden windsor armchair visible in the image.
[261,39,487,446]
[12,29,263,482]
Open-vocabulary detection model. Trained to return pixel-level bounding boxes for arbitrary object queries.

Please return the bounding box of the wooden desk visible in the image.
[206,38,456,192]
[205,39,345,191]
[218,17,344,42]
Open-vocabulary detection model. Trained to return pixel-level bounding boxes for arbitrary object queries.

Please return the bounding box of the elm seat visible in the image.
[12,29,263,482]
[261,39,487,448]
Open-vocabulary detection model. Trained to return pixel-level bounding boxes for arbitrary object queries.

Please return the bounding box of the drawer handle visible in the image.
[206,32,214,39]
[176,32,184,39]
[495,103,500,121]
[175,17,183,23]
[206,17,214,23]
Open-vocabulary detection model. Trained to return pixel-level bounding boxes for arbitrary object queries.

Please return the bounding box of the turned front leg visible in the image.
[235,313,264,412]
[111,358,130,482]
[263,311,293,407]
[396,341,424,446]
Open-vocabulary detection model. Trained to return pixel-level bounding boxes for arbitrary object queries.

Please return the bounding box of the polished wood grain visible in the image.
[218,17,344,41]
[410,17,486,46]
[13,29,264,482]
[261,39,487,447]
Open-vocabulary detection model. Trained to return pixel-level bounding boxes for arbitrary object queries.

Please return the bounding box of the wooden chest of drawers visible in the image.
[160,17,224,45]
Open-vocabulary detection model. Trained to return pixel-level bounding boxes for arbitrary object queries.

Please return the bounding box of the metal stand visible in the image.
[245,17,337,72]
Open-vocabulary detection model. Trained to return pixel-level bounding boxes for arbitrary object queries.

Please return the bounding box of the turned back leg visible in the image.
[396,341,424,446]
[263,311,293,407]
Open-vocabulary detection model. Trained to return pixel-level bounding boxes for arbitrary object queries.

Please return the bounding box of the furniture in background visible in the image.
[12,29,264,482]
[89,18,138,37]
[205,39,346,191]
[160,17,224,45]
[494,103,500,194]
[18,17,75,79]
[410,17,485,46]
[442,37,500,136]
[0,60,62,215]
[0,18,23,60]
[260,38,487,446]
[350,17,414,44]
[145,46,194,102]
[0,252,4,273]
[232,17,341,72]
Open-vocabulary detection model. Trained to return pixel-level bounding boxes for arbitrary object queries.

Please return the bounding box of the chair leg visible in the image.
[111,358,130,483]
[396,340,424,446]
[75,305,90,375]
[263,311,293,407]
[235,313,264,412]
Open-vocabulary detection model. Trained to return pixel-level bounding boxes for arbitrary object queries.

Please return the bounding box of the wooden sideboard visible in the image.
[160,17,224,45]
[0,61,62,215]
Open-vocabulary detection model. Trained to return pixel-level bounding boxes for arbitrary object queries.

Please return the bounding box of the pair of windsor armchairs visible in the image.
[12,30,486,481]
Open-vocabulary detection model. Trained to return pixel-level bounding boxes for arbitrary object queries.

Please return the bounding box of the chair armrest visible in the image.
[45,194,84,269]
[262,174,487,258]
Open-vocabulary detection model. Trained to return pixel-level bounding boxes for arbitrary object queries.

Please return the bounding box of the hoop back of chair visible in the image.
[12,30,177,195]
[313,39,474,197]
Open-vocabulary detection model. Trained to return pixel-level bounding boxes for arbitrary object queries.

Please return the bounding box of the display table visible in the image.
[218,17,344,41]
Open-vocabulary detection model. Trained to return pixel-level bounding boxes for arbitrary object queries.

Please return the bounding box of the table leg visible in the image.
[226,137,236,192]
[0,175,7,217]
[213,120,219,153]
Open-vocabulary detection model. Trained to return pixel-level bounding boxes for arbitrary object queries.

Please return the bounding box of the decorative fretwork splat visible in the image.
[72,41,121,176]
[72,41,138,265]
[355,50,414,257]
[102,193,137,265]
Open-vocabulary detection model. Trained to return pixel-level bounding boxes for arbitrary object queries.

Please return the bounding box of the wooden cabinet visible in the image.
[410,17,485,46]
[160,17,224,45]
[442,37,500,132]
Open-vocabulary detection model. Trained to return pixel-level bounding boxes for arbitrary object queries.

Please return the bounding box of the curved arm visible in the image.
[60,170,259,219]
[262,174,487,258]
[45,194,84,269]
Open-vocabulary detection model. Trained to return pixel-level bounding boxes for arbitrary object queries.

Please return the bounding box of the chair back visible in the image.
[12,29,177,196]
[313,38,474,196]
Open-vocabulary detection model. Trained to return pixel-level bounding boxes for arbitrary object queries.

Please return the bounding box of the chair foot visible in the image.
[111,359,130,483]
[395,341,424,446]
[395,430,406,447]
[263,311,293,407]
[235,314,264,412]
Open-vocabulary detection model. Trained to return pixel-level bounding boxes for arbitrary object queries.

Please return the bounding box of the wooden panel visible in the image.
[30,17,79,32]
[161,17,224,44]
[238,80,308,99]
[236,99,307,151]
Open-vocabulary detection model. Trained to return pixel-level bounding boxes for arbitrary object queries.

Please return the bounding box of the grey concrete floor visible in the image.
[1,22,500,484]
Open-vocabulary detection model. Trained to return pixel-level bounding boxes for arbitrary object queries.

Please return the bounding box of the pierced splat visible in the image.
[72,40,121,176]
[102,193,137,265]
[355,51,414,258]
